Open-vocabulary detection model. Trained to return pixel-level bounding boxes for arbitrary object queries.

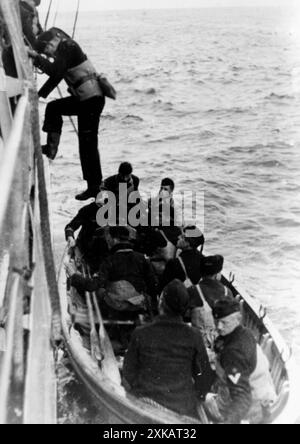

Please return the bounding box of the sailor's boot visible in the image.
[42,132,61,160]
[75,184,99,201]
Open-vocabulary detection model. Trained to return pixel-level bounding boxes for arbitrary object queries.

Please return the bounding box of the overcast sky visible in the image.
[39,0,300,12]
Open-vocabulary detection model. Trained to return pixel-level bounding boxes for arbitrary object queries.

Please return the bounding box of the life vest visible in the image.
[65,59,103,102]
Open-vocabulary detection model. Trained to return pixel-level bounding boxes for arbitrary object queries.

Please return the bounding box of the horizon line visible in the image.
[40,5,296,13]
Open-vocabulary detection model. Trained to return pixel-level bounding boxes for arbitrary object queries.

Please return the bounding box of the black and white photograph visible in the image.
[0,0,300,426]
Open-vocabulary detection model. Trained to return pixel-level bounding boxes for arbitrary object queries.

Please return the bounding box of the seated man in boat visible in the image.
[28,27,106,201]
[99,162,140,200]
[123,279,215,419]
[145,178,182,270]
[187,255,234,346]
[204,298,257,424]
[160,225,205,291]
[65,201,109,272]
[68,226,158,319]
[147,178,176,229]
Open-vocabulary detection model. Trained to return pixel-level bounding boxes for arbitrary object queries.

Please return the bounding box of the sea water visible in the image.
[41,7,300,422]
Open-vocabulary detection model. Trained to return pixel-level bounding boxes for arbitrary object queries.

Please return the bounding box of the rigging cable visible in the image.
[51,1,80,136]
[72,0,81,39]
[51,1,81,136]
[44,0,53,30]
[52,0,60,28]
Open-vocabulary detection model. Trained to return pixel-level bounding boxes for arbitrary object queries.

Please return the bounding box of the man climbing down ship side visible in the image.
[28,28,106,201]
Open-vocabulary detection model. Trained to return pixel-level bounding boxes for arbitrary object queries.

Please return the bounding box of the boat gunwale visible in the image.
[58,251,300,425]
[223,264,300,425]
[58,253,200,425]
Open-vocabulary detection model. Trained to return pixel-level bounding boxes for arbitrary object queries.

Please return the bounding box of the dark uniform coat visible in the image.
[33,38,105,188]
[188,278,234,311]
[70,243,158,299]
[101,174,140,199]
[33,39,88,99]
[65,202,99,242]
[123,315,215,418]
[65,202,108,270]
[160,249,205,290]
[214,325,257,424]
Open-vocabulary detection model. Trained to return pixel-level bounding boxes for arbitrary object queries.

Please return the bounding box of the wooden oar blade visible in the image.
[99,334,122,385]
[90,294,121,385]
[90,329,103,362]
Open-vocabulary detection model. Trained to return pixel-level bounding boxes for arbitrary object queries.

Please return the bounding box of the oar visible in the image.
[85,292,103,362]
[86,267,121,385]
[81,267,103,363]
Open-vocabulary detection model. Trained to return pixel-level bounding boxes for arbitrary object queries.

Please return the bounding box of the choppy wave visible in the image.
[266,92,295,100]
[121,114,144,123]
[133,87,157,95]
[102,114,117,121]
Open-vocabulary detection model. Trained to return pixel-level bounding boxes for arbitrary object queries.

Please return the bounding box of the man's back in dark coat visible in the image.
[123,315,214,418]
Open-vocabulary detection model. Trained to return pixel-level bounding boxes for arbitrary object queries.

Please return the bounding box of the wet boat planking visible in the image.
[58,251,300,424]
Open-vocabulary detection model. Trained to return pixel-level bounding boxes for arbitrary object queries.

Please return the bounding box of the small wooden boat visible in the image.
[58,248,300,425]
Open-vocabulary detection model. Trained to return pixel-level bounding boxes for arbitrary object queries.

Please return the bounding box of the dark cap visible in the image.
[183,225,205,249]
[212,298,240,320]
[201,255,224,277]
[36,29,57,52]
[36,28,70,53]
[162,279,189,316]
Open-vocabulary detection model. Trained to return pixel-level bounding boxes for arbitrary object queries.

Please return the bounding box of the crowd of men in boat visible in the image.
[64,162,277,424]
[0,1,277,425]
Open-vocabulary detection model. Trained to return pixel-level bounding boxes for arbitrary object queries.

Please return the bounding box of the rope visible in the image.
[50,0,79,136]
[44,0,53,30]
[56,86,78,135]
[52,0,59,28]
[72,0,81,39]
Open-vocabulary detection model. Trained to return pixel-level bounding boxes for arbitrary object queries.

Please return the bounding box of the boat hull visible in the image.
[58,253,300,425]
